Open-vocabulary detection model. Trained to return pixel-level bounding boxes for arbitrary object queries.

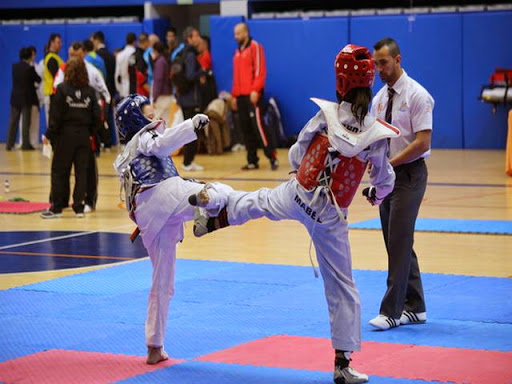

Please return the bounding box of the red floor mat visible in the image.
[0,349,182,384]
[0,201,50,214]
[198,335,512,384]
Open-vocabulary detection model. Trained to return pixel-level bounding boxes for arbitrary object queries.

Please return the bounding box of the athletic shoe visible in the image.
[84,204,94,213]
[241,163,259,170]
[146,346,169,365]
[368,314,400,330]
[75,212,85,218]
[40,210,62,219]
[270,158,279,171]
[231,143,245,152]
[334,366,369,384]
[400,311,427,325]
[182,162,204,172]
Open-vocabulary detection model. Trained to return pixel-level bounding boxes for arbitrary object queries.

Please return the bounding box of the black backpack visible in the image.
[170,48,194,94]
[263,97,287,147]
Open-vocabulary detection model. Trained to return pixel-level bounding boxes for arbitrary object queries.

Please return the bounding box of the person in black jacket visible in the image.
[41,58,100,219]
[6,47,41,151]
[175,26,205,172]
[92,31,116,149]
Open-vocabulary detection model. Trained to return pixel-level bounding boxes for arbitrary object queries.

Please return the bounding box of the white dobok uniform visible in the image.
[205,99,399,352]
[114,119,230,348]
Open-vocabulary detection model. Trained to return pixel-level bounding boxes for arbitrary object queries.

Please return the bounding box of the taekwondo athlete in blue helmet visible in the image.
[113,94,233,365]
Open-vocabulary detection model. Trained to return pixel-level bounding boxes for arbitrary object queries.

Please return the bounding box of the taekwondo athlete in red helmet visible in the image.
[188,44,401,384]
[113,94,233,365]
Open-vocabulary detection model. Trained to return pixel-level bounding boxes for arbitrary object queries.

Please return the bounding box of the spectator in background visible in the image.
[83,39,106,80]
[53,41,110,212]
[27,46,41,149]
[92,31,116,99]
[54,42,110,105]
[43,33,63,127]
[166,27,179,57]
[41,58,100,219]
[175,26,205,172]
[151,41,173,125]
[231,22,278,171]
[144,34,160,91]
[197,35,217,112]
[115,33,136,98]
[92,30,117,149]
[6,47,41,151]
[129,33,149,96]
[197,36,212,71]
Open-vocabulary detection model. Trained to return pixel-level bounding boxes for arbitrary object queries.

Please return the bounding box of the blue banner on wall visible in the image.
[351,13,464,149]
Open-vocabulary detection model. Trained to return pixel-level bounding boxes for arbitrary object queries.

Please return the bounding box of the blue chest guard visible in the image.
[130,154,179,186]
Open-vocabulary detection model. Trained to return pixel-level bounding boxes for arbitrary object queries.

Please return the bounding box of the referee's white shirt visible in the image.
[371,70,435,161]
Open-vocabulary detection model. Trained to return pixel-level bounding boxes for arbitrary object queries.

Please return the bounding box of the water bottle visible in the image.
[4,179,9,193]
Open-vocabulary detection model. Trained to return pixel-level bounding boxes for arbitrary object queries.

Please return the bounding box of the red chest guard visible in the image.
[296,133,367,208]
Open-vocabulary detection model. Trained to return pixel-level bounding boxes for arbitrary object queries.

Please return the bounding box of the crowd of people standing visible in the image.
[5,26,231,218]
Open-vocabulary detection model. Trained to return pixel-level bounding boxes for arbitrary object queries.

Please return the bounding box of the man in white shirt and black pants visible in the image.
[115,33,137,100]
[368,38,434,331]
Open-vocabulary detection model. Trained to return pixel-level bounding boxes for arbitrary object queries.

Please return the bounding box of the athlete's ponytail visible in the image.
[337,87,372,126]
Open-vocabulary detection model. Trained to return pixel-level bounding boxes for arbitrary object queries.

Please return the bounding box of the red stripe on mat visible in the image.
[0,201,50,213]
[0,349,182,384]
[197,335,512,384]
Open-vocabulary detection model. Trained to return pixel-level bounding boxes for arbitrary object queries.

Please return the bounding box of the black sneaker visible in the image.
[270,158,279,171]
[241,163,259,170]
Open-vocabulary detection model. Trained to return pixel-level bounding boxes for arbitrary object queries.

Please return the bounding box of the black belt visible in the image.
[394,157,425,171]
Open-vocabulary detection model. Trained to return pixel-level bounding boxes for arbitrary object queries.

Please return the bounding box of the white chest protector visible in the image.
[296,98,400,208]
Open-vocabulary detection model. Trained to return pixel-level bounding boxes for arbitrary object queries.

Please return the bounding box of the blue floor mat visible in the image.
[3,259,510,357]
[349,217,512,234]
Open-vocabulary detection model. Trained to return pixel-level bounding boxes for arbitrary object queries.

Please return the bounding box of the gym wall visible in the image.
[210,10,512,149]
[0,10,511,149]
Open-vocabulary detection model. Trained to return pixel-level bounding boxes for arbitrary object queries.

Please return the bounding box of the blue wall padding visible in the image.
[2,12,511,148]
[351,13,463,149]
[247,18,349,138]
[207,11,510,148]
[462,11,512,149]
[210,16,244,98]
[142,18,170,42]
[0,22,142,142]
[0,0,146,8]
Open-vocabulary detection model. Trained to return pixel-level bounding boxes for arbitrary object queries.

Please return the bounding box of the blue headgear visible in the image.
[115,94,151,141]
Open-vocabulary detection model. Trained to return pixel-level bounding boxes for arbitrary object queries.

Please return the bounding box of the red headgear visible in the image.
[335,44,375,97]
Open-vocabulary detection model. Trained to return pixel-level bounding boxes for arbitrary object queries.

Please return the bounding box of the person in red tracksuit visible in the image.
[231,22,278,171]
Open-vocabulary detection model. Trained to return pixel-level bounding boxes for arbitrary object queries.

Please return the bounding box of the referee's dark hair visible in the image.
[374,38,401,58]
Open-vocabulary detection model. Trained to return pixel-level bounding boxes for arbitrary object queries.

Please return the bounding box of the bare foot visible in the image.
[146,346,169,364]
